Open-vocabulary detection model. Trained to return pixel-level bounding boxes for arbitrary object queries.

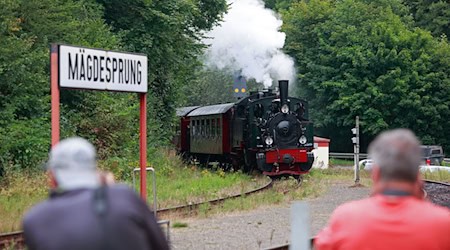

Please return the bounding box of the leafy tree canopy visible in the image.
[0,0,227,170]
[402,0,450,39]
[282,0,450,151]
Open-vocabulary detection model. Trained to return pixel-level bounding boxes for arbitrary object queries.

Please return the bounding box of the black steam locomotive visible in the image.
[176,80,314,177]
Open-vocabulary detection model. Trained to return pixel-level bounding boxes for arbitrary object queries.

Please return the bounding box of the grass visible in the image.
[172,222,188,228]
[0,171,48,232]
[0,150,261,233]
[1,153,448,233]
[187,168,373,218]
[329,158,354,167]
[422,170,450,182]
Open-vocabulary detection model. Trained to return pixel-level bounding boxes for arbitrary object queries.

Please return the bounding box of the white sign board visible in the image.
[59,45,148,93]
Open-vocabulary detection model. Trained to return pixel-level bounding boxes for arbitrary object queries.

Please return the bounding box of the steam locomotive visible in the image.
[176,80,314,177]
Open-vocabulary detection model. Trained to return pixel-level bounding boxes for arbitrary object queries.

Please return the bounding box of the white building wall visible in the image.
[312,146,329,169]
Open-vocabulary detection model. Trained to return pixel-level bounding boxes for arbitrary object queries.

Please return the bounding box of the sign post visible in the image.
[50,44,60,147]
[50,44,149,200]
[351,116,360,185]
[139,93,147,200]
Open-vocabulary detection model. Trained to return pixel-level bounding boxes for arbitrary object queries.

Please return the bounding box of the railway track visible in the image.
[157,176,273,217]
[2,179,447,249]
[265,179,450,250]
[0,231,24,249]
[0,177,273,249]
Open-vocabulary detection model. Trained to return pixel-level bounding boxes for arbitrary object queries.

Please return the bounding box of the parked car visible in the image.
[420,145,444,166]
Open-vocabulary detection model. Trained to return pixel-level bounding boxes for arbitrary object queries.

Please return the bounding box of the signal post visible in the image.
[351,116,361,185]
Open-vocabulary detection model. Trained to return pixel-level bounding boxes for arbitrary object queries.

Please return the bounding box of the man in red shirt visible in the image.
[315,129,450,250]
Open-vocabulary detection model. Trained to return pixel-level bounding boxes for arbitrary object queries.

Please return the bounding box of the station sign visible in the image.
[58,45,148,93]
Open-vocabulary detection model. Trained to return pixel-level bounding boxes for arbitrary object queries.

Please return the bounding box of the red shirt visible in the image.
[315,195,450,250]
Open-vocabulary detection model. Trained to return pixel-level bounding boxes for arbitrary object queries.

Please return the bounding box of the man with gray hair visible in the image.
[315,129,450,250]
[23,137,169,250]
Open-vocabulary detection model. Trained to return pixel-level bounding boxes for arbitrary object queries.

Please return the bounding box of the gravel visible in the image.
[424,182,450,209]
[170,181,370,249]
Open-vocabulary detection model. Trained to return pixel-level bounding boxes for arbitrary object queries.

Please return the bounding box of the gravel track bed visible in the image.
[424,182,450,209]
[170,181,370,249]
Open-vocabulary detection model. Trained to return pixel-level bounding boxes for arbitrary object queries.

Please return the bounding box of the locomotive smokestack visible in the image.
[279,80,289,105]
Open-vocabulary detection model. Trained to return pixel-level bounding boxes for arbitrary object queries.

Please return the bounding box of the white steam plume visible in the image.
[203,0,295,87]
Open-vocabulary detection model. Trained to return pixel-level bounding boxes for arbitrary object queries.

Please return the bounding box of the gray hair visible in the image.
[368,129,421,182]
[48,137,100,190]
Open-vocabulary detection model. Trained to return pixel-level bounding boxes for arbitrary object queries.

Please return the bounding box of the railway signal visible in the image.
[352,116,360,184]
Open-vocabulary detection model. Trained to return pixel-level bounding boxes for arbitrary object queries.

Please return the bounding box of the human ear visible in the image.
[372,166,380,182]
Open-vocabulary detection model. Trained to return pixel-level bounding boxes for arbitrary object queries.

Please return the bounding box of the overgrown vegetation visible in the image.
[0,150,261,232]
[329,158,354,167]
[276,0,450,153]
[0,0,228,172]
[173,168,373,218]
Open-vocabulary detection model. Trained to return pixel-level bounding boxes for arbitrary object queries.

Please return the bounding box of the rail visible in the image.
[0,176,272,249]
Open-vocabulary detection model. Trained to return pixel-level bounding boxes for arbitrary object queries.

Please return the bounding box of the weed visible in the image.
[422,170,450,182]
[0,149,257,232]
[329,158,354,167]
[172,222,188,228]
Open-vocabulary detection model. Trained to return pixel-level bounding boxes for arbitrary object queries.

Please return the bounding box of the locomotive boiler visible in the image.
[176,80,314,177]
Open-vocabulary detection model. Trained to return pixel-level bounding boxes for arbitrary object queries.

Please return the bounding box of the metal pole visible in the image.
[132,167,157,217]
[151,168,157,217]
[50,44,60,148]
[290,202,310,250]
[354,116,360,184]
[139,93,147,200]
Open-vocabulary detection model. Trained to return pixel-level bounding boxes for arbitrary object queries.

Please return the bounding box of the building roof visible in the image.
[176,106,200,117]
[314,136,330,143]
[188,103,235,117]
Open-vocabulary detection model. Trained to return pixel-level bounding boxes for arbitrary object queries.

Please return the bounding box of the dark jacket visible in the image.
[23,185,169,250]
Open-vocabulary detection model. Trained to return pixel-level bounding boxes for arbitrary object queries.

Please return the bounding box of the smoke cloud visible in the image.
[203,0,295,87]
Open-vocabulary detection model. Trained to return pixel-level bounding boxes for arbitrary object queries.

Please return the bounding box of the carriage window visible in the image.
[206,119,210,138]
[193,120,196,136]
[216,118,221,136]
[196,120,200,136]
[211,119,216,137]
[201,120,205,137]
[191,120,195,136]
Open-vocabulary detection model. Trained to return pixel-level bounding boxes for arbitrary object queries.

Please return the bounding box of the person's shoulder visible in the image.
[23,200,51,227]
[107,184,137,196]
[107,184,142,201]
[418,201,450,221]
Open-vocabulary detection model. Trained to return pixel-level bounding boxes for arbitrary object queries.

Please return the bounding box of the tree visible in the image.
[96,0,228,141]
[0,0,121,168]
[403,0,450,39]
[282,0,450,152]
[0,0,228,171]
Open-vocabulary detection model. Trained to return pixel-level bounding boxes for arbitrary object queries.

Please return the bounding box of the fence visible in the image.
[329,152,368,159]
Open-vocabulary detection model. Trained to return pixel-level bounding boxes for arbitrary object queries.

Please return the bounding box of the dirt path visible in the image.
[170,180,370,249]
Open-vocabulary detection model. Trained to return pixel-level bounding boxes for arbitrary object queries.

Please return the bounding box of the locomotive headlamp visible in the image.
[299,135,307,144]
[281,104,289,114]
[265,136,274,146]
